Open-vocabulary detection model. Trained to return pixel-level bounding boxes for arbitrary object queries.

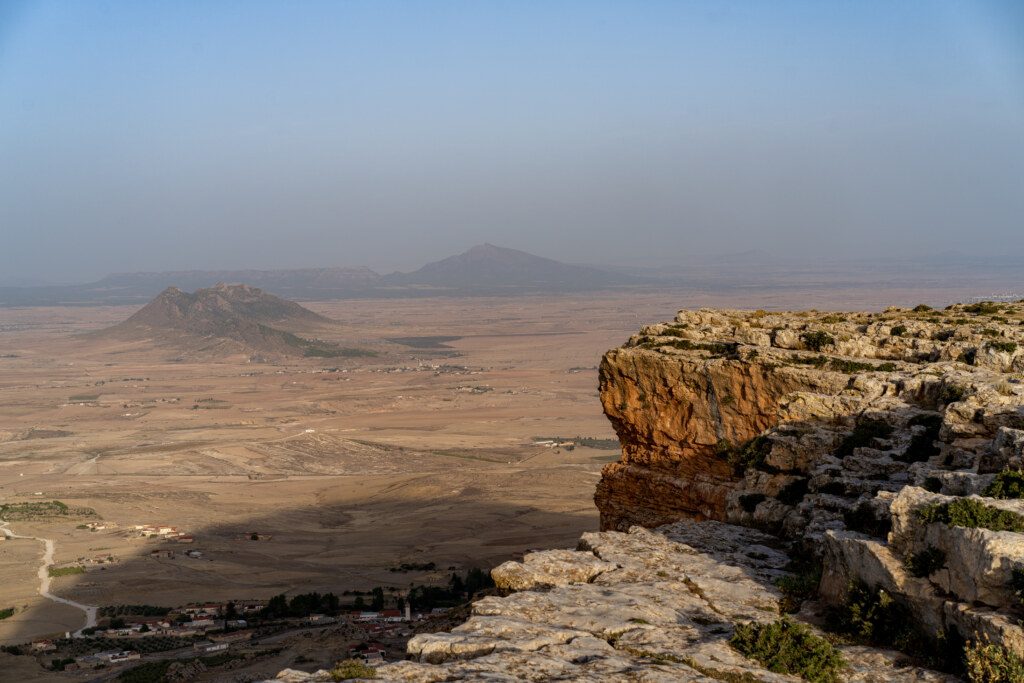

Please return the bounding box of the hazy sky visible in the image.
[1,1,1022,282]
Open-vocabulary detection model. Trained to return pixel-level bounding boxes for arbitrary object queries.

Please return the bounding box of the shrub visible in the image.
[939,383,968,404]
[965,641,1024,683]
[801,331,835,352]
[837,418,893,456]
[891,325,908,337]
[963,302,1001,315]
[985,470,1024,499]
[918,498,1024,532]
[730,618,845,683]
[776,560,821,614]
[331,659,378,681]
[0,607,14,620]
[48,565,85,577]
[905,547,946,578]
[988,340,1019,354]
[719,435,775,475]
[913,304,933,312]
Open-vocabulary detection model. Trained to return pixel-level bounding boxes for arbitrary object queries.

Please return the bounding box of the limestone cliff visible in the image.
[593,303,1024,666]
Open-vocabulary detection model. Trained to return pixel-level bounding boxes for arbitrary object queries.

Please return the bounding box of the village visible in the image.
[14,583,479,678]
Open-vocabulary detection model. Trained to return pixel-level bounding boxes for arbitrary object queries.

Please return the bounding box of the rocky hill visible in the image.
[100,283,368,359]
[267,302,1024,682]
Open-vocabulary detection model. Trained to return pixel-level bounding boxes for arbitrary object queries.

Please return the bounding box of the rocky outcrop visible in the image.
[268,521,955,682]
[593,303,1024,665]
[597,305,1024,533]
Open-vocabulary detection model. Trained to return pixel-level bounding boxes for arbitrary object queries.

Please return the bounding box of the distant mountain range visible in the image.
[0,245,647,306]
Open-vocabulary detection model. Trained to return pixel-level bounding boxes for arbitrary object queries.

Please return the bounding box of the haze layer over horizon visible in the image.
[1,1,1022,282]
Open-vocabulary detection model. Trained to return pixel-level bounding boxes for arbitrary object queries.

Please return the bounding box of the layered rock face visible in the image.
[594,303,1024,661]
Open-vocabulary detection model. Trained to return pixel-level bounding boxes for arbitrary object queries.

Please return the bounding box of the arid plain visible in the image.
[0,293,693,647]
[1,282,1018,650]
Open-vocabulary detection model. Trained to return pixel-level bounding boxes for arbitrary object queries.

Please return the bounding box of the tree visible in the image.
[370,587,385,611]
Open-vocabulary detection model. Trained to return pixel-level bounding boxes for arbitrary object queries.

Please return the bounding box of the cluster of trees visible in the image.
[261,592,342,618]
[258,567,495,619]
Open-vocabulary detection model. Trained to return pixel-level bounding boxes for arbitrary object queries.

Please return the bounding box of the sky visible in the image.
[0,1,1022,283]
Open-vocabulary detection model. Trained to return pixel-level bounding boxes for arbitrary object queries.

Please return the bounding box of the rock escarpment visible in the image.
[595,303,1024,664]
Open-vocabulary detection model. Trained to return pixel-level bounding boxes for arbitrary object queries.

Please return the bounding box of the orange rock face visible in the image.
[596,346,815,530]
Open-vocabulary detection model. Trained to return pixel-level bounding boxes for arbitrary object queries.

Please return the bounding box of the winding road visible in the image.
[0,521,97,635]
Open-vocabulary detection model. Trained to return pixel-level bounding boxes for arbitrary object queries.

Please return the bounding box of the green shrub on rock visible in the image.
[331,659,377,681]
[730,618,845,683]
[965,641,1024,683]
[905,547,946,578]
[801,331,835,352]
[918,498,1024,532]
[985,470,1024,499]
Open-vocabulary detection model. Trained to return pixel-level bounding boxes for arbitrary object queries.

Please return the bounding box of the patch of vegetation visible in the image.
[98,604,172,617]
[533,435,620,450]
[0,607,14,620]
[0,500,95,521]
[826,582,957,670]
[739,493,767,513]
[639,338,739,358]
[730,618,846,683]
[985,470,1024,499]
[918,498,1024,532]
[933,329,956,342]
[939,383,968,404]
[987,340,1019,354]
[837,418,893,456]
[718,435,775,475]
[896,413,943,463]
[965,641,1024,683]
[389,561,436,572]
[788,354,830,368]
[331,659,378,680]
[963,302,1002,315]
[48,565,85,577]
[776,560,821,614]
[801,331,836,352]
[913,304,933,312]
[905,547,946,578]
[262,591,342,618]
[777,478,809,506]
[890,325,908,337]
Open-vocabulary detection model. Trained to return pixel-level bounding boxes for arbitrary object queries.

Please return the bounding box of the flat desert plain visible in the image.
[0,282,1015,647]
[0,293,692,646]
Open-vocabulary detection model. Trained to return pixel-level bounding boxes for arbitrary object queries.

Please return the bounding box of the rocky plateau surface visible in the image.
[269,302,1024,682]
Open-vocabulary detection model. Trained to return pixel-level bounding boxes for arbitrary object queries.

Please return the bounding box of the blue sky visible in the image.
[0,1,1022,281]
